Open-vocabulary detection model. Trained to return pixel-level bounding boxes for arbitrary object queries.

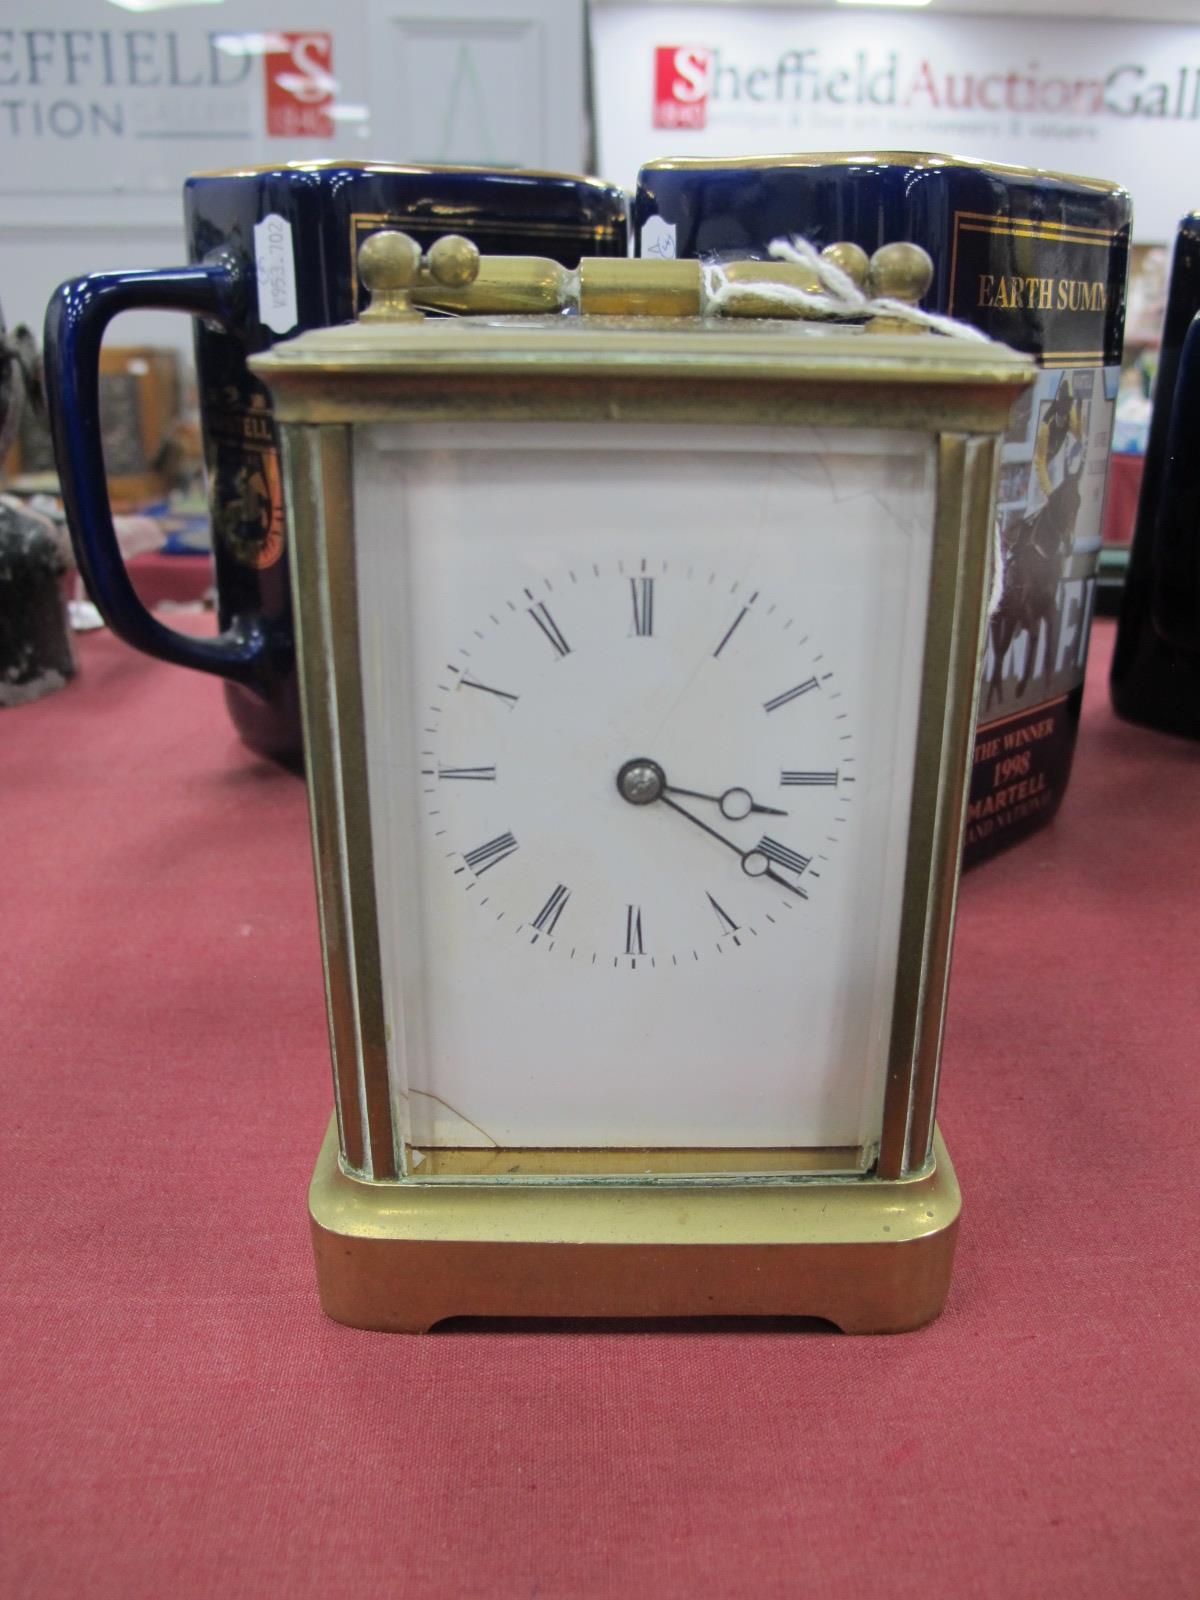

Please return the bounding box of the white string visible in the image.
[703,235,990,343]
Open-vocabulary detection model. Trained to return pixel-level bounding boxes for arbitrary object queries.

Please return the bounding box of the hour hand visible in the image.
[662,783,787,820]
[615,759,784,822]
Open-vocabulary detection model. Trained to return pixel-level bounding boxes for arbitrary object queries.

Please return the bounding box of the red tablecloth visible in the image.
[3,619,1198,1599]
[126,549,214,610]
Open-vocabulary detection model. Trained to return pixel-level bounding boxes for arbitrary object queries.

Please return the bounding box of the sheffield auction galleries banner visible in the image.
[592,3,1200,240]
[0,1,367,207]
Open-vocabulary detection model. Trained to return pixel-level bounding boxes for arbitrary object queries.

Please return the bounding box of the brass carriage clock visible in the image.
[252,232,1032,1333]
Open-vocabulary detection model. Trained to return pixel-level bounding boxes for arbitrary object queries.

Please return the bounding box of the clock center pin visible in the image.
[616,757,665,806]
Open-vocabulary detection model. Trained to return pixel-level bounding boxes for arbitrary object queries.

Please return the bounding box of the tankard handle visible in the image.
[43,262,278,689]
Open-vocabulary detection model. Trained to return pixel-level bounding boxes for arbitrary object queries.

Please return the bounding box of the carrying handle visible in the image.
[1151,310,1200,655]
[43,260,276,688]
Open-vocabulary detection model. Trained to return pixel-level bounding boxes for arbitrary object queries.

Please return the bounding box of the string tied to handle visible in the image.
[704,235,991,342]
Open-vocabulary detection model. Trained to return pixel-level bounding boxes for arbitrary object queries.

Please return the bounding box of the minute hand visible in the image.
[658,795,808,898]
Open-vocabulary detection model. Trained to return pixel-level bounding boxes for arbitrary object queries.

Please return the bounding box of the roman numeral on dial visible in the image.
[706,891,738,935]
[712,606,748,659]
[630,576,654,637]
[780,769,838,786]
[438,765,497,780]
[764,678,819,713]
[458,676,519,706]
[625,905,644,955]
[532,884,570,935]
[528,600,571,657]
[463,832,518,875]
[757,836,811,877]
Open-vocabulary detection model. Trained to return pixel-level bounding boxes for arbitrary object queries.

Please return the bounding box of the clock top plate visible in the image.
[252,311,1035,430]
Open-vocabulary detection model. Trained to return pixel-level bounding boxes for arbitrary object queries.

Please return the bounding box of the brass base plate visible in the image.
[309,1118,961,1334]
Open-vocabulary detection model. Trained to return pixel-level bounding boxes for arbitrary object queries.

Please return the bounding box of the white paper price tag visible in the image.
[254,214,299,335]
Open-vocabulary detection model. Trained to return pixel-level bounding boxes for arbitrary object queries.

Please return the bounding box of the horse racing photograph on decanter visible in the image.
[982,365,1108,700]
[250,229,1033,1334]
[969,363,1118,859]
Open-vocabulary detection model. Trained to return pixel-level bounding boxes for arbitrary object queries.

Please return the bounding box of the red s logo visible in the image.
[265,33,336,138]
[653,47,712,130]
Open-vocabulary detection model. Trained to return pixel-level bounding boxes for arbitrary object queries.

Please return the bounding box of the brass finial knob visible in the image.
[358,231,423,323]
[867,242,933,306]
[820,241,870,290]
[427,234,481,288]
[357,230,482,323]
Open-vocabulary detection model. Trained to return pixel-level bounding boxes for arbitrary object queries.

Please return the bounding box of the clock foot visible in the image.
[307,1117,961,1335]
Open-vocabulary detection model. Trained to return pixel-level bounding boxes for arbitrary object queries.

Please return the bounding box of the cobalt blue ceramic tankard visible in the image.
[45,162,628,763]
[1111,212,1200,740]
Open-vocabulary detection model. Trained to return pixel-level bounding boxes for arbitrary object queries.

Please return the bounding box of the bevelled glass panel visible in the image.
[352,421,935,1177]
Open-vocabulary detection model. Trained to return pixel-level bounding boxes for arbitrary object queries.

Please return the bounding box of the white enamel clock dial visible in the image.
[354,422,936,1164]
[427,562,848,964]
